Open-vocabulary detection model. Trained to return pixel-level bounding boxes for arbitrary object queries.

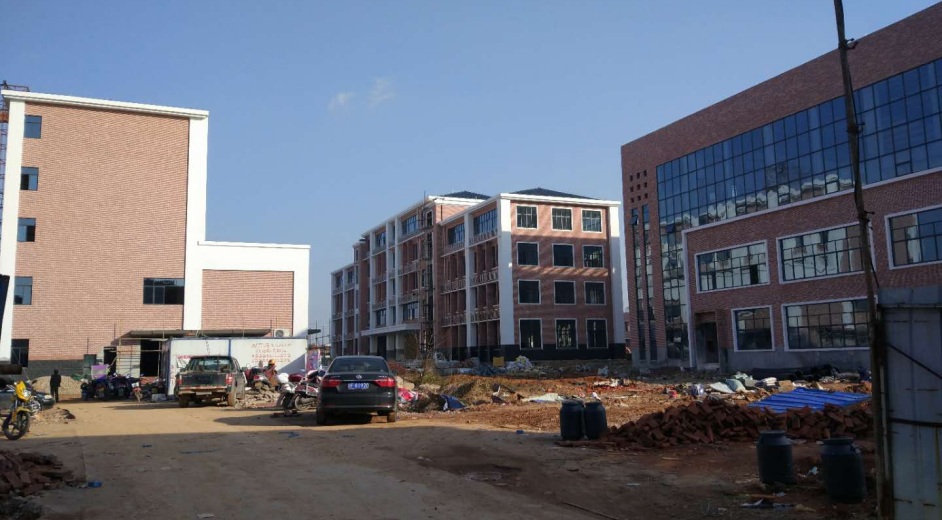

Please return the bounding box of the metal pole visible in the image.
[832,2,892,518]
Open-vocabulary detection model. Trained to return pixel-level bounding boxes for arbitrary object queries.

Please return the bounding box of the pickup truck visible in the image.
[175,355,247,408]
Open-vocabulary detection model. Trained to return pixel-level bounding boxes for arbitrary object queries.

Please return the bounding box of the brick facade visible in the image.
[202,270,294,333]
[15,103,189,361]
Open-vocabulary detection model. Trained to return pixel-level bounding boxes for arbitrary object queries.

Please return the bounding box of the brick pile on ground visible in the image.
[0,451,77,496]
[31,408,76,425]
[557,398,872,449]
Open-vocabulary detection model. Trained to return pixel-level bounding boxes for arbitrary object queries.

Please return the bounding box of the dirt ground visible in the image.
[1,381,876,520]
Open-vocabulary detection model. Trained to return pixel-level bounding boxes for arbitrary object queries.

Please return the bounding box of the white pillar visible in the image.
[609,206,627,344]
[497,198,514,346]
[0,100,25,361]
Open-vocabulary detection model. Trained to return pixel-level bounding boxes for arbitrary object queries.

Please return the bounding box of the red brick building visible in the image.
[331,189,627,361]
[621,4,942,372]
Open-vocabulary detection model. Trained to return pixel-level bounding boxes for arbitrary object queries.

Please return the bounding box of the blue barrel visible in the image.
[584,401,608,440]
[756,430,796,485]
[559,400,585,440]
[821,438,866,503]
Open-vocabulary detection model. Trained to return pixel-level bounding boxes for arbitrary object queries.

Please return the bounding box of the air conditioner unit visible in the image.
[273,328,291,338]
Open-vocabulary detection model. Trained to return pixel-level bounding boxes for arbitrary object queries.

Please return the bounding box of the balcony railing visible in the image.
[443,241,464,255]
[343,332,356,340]
[344,308,356,317]
[470,228,498,245]
[331,312,343,320]
[370,272,388,285]
[399,289,422,304]
[399,227,423,243]
[330,333,342,343]
[442,312,468,327]
[470,305,500,323]
[397,260,420,276]
[332,285,343,295]
[470,268,499,286]
[370,300,387,311]
[441,276,466,293]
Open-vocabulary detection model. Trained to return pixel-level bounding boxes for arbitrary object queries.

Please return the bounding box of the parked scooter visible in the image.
[281,370,323,417]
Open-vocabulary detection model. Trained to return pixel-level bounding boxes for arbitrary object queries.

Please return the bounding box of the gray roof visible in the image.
[511,187,595,200]
[441,190,490,200]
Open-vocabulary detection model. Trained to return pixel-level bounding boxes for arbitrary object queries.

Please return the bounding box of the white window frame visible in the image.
[516,241,540,267]
[584,281,606,305]
[517,279,541,305]
[781,296,871,352]
[516,205,539,230]
[582,244,605,268]
[884,202,942,270]
[730,306,775,352]
[694,240,770,294]
[586,318,608,349]
[552,243,575,267]
[777,222,872,284]
[555,318,578,349]
[551,207,573,231]
[519,318,543,350]
[581,209,603,233]
[553,280,576,305]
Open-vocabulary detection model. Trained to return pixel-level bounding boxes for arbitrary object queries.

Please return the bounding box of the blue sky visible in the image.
[2,0,935,333]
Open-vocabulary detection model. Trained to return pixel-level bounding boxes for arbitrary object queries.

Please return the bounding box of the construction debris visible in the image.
[557,398,873,449]
[0,451,77,497]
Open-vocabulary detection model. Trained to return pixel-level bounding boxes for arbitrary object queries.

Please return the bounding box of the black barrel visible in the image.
[559,400,585,440]
[821,438,866,503]
[756,430,796,485]
[584,401,608,440]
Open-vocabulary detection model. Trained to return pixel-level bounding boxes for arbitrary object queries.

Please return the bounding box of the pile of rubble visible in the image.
[241,388,278,409]
[0,451,76,496]
[31,408,76,425]
[558,399,872,449]
[30,376,84,397]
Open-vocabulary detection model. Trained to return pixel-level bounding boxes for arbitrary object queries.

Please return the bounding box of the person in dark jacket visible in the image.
[50,369,61,402]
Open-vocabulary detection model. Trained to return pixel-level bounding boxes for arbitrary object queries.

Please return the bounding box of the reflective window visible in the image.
[401,215,418,235]
[473,209,497,235]
[17,218,35,242]
[20,167,38,191]
[24,115,42,139]
[554,281,575,304]
[553,244,574,267]
[518,280,540,304]
[889,206,942,266]
[585,282,606,305]
[517,206,537,229]
[556,319,576,349]
[780,225,864,280]
[552,208,572,230]
[520,319,542,349]
[697,243,768,291]
[734,307,773,351]
[785,299,869,350]
[583,245,604,267]
[517,242,539,266]
[447,223,464,245]
[582,210,602,232]
[11,339,28,367]
[143,278,185,305]
[587,319,607,348]
[14,277,32,305]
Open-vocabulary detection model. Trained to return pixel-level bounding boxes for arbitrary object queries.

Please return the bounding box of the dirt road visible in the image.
[5,399,874,520]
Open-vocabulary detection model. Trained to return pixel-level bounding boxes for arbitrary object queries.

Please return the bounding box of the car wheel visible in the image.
[315,408,327,426]
[178,395,190,408]
[227,390,236,407]
[386,411,398,423]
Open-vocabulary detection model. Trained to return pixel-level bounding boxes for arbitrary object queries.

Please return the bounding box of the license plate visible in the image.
[348,382,369,390]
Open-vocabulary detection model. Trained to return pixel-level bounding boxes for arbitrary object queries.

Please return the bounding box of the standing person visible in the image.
[50,369,62,402]
[264,359,278,389]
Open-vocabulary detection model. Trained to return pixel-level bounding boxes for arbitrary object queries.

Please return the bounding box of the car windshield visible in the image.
[328,358,389,374]
[185,357,233,372]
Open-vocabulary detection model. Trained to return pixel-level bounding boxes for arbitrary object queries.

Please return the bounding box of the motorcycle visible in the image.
[282,370,323,417]
[2,381,33,440]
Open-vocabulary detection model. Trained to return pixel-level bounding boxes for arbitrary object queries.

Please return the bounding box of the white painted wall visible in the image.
[0,100,25,362]
[609,206,627,344]
[497,198,515,345]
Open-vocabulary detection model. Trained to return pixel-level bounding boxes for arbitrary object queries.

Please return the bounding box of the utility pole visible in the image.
[832,2,892,518]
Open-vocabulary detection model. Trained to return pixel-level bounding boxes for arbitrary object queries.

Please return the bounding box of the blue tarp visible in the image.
[747,387,870,414]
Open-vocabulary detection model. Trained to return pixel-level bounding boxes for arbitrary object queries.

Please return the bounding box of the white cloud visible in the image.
[368,78,395,107]
[328,92,354,112]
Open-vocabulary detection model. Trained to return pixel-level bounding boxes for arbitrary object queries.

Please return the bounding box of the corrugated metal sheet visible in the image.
[747,387,870,413]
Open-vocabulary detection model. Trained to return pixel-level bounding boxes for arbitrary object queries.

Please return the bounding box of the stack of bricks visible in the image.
[0,451,75,496]
[557,399,872,449]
